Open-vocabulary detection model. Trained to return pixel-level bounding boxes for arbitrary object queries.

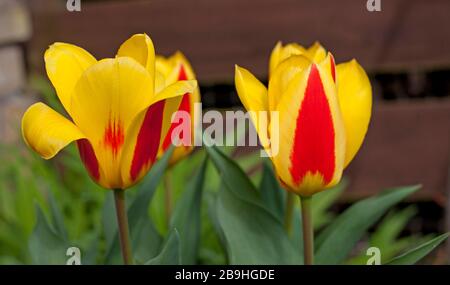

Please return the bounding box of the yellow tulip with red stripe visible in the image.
[155,52,201,165]
[21,34,197,190]
[235,43,371,196]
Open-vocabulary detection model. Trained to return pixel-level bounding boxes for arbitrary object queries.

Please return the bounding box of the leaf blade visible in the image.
[205,145,302,265]
[315,185,420,264]
[170,156,208,264]
[385,233,449,265]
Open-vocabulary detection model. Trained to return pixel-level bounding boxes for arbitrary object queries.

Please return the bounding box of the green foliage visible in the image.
[205,145,301,264]
[346,206,429,264]
[2,139,448,264]
[259,161,286,222]
[103,147,175,264]
[0,142,104,264]
[315,185,420,264]
[28,206,68,265]
[145,229,181,265]
[0,80,447,264]
[170,156,208,264]
[203,146,448,265]
[385,233,450,265]
[1,137,448,265]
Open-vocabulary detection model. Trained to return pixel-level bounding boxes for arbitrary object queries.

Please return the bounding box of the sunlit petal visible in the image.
[44,43,96,115]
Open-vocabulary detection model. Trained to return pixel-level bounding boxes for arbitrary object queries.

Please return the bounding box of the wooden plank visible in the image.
[345,98,450,202]
[0,46,25,97]
[28,0,450,83]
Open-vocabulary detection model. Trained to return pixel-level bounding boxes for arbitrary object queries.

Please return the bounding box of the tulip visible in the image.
[154,52,201,224]
[155,51,200,165]
[21,33,197,264]
[235,42,372,264]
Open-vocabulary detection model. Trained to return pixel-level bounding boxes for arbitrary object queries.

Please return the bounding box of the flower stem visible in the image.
[284,192,295,235]
[114,189,133,265]
[301,195,314,265]
[164,174,173,227]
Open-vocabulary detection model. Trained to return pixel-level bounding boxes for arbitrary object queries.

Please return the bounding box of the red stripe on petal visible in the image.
[289,64,335,186]
[162,64,192,151]
[162,93,191,151]
[77,139,100,181]
[178,64,188,81]
[103,118,124,157]
[130,100,165,181]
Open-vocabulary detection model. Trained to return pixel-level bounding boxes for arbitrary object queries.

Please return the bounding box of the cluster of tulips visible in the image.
[22,33,372,265]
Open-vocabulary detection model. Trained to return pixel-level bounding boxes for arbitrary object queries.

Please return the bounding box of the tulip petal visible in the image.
[171,52,201,111]
[70,57,155,188]
[273,64,345,196]
[318,52,336,83]
[44,43,96,115]
[152,79,197,106]
[234,65,270,150]
[268,55,311,111]
[22,102,86,159]
[117,33,156,94]
[269,42,306,76]
[77,139,102,184]
[120,79,197,186]
[156,51,194,85]
[336,59,372,167]
[121,101,165,186]
[159,54,200,164]
[117,33,155,73]
[155,54,192,139]
[305,42,327,63]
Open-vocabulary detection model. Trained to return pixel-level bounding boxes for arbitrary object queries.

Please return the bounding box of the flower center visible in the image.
[103,119,124,157]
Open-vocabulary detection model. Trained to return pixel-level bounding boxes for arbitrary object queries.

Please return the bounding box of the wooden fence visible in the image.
[0,0,441,206]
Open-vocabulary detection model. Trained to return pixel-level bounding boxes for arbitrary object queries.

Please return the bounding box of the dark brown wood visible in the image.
[27,0,450,83]
[345,98,450,202]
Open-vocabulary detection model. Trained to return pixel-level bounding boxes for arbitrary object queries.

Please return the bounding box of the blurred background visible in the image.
[0,0,449,264]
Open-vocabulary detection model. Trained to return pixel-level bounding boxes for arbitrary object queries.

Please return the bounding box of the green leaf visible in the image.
[371,206,418,247]
[201,192,228,265]
[217,184,302,264]
[346,206,421,264]
[205,145,262,208]
[291,205,303,254]
[131,218,164,264]
[205,145,301,265]
[104,147,174,264]
[206,192,226,248]
[145,229,181,265]
[385,233,449,265]
[311,180,346,230]
[82,233,99,265]
[150,150,204,235]
[102,194,117,251]
[315,185,420,264]
[129,146,175,225]
[259,161,285,223]
[28,206,68,265]
[170,156,208,264]
[48,191,68,241]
